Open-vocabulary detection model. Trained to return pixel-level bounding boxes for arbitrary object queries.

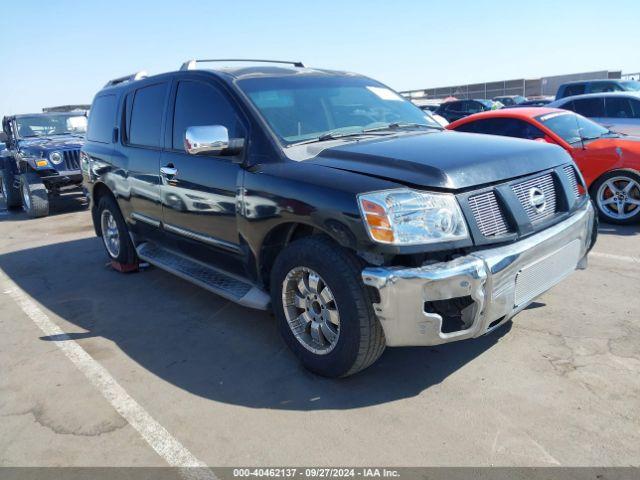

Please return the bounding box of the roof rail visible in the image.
[180,59,305,71]
[104,71,148,88]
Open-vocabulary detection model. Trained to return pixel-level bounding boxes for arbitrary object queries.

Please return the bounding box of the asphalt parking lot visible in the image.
[1,195,639,468]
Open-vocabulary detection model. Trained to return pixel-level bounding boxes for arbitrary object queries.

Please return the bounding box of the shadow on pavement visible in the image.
[0,191,87,221]
[597,221,640,237]
[0,237,510,411]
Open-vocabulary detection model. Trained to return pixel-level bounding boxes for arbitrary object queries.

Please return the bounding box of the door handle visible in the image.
[160,166,178,177]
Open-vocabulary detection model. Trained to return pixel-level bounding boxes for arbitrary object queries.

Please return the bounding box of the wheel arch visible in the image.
[257,220,357,289]
[90,181,118,236]
[588,167,640,194]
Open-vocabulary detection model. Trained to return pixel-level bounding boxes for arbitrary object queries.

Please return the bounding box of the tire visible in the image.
[1,167,22,208]
[19,173,49,218]
[97,194,138,265]
[270,236,385,378]
[590,169,640,225]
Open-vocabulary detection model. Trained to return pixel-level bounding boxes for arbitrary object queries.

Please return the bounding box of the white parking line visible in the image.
[0,269,216,480]
[590,251,640,264]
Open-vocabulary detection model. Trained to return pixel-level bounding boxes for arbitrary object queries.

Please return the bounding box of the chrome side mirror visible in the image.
[184,125,230,155]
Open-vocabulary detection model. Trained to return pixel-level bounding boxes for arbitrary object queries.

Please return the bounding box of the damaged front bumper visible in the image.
[362,200,596,347]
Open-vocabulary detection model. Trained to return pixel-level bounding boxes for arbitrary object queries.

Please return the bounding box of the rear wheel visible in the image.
[0,167,22,208]
[270,236,385,377]
[19,173,49,218]
[591,170,640,224]
[97,194,137,265]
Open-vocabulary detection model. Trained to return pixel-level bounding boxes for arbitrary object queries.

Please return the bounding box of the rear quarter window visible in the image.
[87,94,117,143]
[572,98,605,117]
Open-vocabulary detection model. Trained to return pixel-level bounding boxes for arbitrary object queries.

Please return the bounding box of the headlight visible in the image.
[49,151,63,165]
[358,189,469,245]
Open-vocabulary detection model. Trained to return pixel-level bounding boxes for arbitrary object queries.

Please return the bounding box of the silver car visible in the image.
[549,92,640,136]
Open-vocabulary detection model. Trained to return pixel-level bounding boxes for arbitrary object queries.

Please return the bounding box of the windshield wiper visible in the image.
[363,122,443,133]
[287,129,392,147]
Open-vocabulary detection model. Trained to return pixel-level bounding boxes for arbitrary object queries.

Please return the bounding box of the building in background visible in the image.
[401,70,625,101]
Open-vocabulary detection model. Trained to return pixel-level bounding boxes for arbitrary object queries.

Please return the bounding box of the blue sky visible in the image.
[1,0,638,115]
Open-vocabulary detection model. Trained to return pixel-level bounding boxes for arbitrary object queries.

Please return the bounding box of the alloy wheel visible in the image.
[100,209,121,258]
[282,267,340,354]
[596,176,640,221]
[21,181,31,211]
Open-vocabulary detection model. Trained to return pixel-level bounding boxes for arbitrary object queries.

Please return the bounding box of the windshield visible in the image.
[621,80,640,91]
[237,76,440,145]
[536,111,610,145]
[15,114,87,138]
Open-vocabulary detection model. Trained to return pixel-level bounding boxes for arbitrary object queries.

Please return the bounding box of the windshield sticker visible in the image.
[539,112,570,122]
[366,86,403,101]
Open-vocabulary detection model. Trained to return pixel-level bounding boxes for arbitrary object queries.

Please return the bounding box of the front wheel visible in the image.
[20,173,49,218]
[590,170,640,224]
[270,236,385,377]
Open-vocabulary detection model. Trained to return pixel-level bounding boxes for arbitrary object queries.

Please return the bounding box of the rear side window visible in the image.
[128,83,168,148]
[454,122,478,133]
[455,118,544,140]
[87,94,116,143]
[630,99,640,118]
[589,82,622,93]
[562,84,586,97]
[172,80,243,150]
[572,98,605,117]
[559,100,574,111]
[465,101,484,114]
[604,97,635,118]
[444,102,463,112]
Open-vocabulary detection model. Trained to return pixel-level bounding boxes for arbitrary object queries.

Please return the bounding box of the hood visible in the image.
[18,135,84,155]
[308,131,571,190]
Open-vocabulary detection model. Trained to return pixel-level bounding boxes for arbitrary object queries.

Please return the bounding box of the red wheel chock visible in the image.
[109,260,140,273]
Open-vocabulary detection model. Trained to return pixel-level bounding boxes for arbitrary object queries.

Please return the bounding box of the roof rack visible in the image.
[104,71,148,88]
[180,59,305,71]
[43,105,91,113]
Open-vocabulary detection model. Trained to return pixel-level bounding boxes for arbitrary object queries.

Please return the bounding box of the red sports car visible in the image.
[448,108,640,224]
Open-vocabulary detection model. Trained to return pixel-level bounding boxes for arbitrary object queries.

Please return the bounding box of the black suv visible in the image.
[82,60,596,377]
[434,99,495,122]
[0,112,87,217]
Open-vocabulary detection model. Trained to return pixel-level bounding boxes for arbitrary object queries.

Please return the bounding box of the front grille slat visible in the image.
[468,191,510,237]
[62,150,81,170]
[563,165,580,198]
[511,173,557,223]
[467,167,582,240]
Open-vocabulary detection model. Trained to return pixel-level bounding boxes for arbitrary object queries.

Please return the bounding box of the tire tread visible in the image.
[20,173,49,218]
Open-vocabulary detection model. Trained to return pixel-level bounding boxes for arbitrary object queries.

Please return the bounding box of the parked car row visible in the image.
[414,79,640,136]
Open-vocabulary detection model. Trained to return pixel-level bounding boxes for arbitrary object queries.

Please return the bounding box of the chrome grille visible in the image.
[468,191,510,237]
[63,149,80,170]
[514,239,581,306]
[563,165,580,198]
[512,173,556,223]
